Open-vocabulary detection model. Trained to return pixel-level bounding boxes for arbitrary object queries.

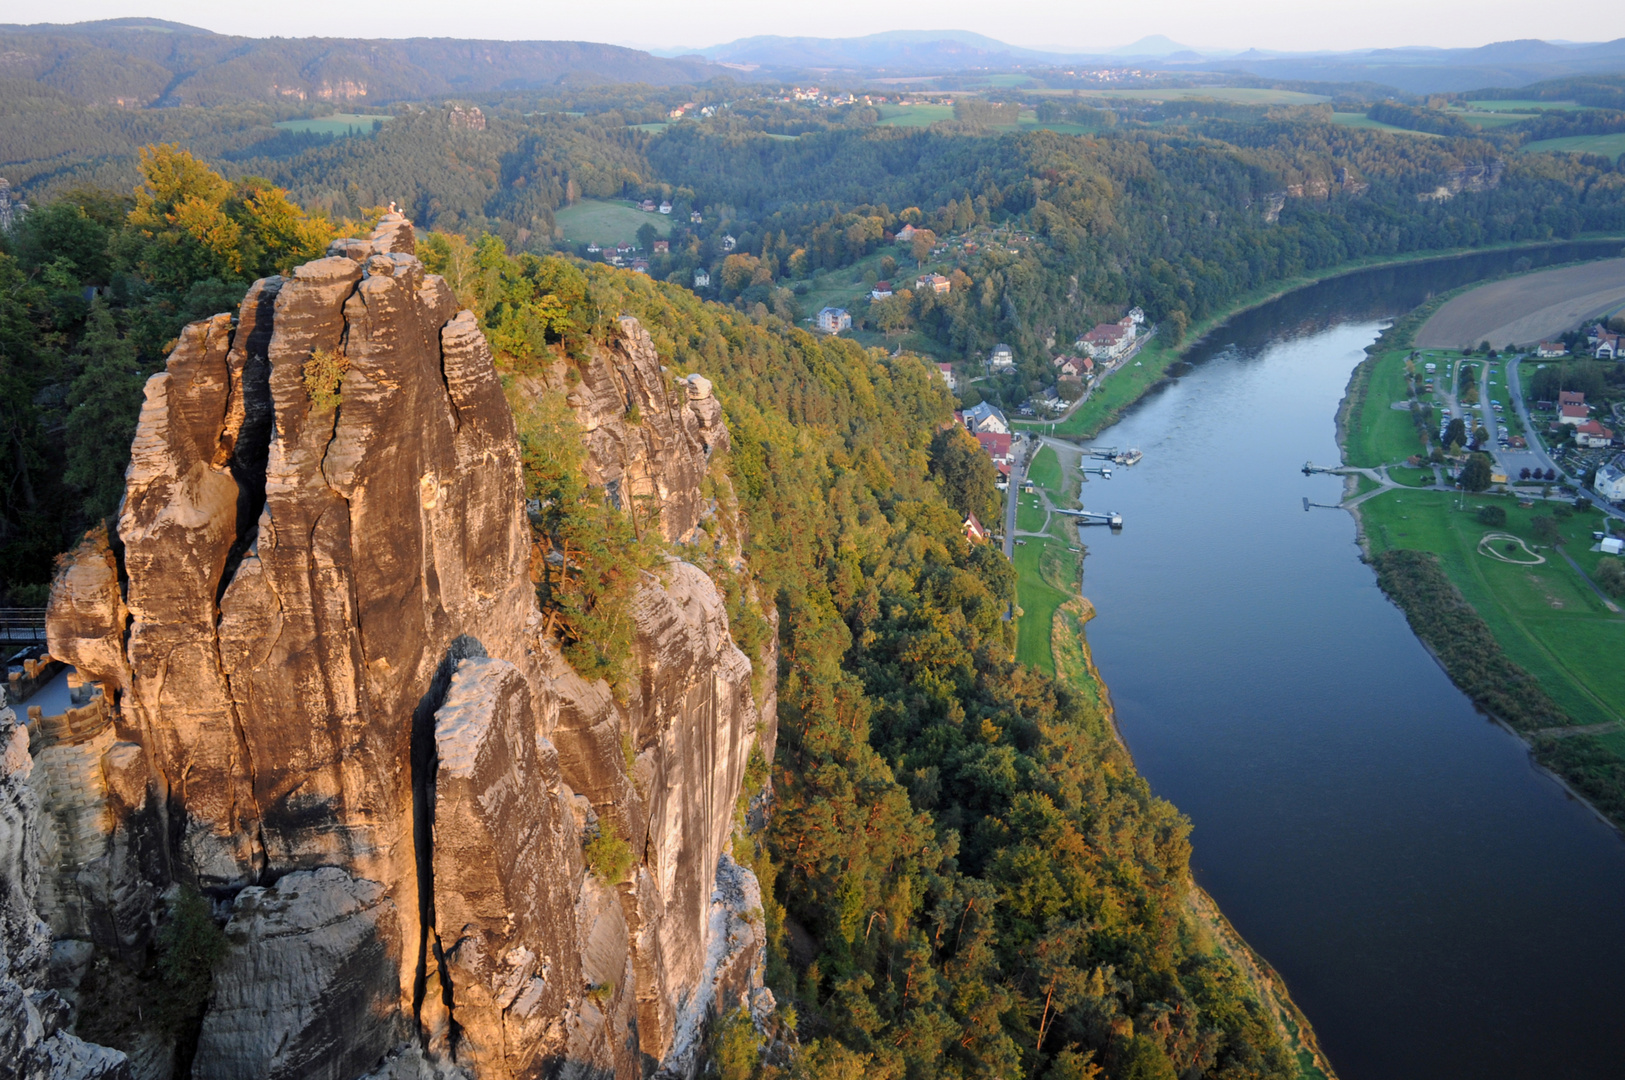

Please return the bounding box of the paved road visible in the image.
[1002,437,1022,559]
[1507,357,1625,522]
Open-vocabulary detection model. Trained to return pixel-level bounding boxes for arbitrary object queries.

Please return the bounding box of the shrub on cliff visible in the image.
[514,386,657,688]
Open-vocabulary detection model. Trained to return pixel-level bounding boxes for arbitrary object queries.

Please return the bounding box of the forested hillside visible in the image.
[0,18,725,105]
[424,234,1303,1079]
[0,144,1312,1079]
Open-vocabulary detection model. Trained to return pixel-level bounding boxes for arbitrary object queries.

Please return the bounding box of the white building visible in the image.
[1079,322,1134,360]
[989,343,1014,370]
[721,234,737,252]
[693,268,710,288]
[1596,454,1625,501]
[815,307,851,334]
[937,363,957,392]
[963,401,1009,436]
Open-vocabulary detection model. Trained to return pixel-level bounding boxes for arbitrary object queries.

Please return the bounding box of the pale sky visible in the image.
[17,0,1625,55]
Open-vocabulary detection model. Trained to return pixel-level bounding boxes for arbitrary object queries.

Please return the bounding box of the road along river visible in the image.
[1073,242,1625,1080]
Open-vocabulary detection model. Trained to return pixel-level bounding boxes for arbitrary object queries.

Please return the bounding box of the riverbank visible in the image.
[1018,234,1625,441]
[1015,438,1338,1080]
[1337,275,1625,831]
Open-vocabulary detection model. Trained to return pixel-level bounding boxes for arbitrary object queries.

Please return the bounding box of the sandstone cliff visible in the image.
[20,214,773,1080]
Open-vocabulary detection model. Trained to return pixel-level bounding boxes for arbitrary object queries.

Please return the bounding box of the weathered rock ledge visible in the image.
[12,214,774,1080]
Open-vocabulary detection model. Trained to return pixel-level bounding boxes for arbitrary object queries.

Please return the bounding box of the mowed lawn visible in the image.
[1361,488,1625,725]
[1027,444,1062,494]
[554,200,672,246]
[1345,348,1425,467]
[1014,530,1085,676]
[1523,133,1625,158]
[1016,491,1047,532]
[274,114,389,136]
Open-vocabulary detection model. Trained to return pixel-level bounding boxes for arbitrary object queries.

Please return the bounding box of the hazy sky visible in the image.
[21,0,1625,53]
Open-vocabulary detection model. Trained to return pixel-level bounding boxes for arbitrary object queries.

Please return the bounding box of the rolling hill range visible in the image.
[0,18,731,106]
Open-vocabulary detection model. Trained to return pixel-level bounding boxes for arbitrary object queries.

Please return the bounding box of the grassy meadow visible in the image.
[274,113,389,136]
[1523,133,1625,158]
[1344,346,1426,467]
[554,199,672,246]
[1360,488,1625,726]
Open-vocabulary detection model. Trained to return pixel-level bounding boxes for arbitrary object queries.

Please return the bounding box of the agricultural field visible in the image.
[1360,488,1625,726]
[553,199,672,246]
[1462,99,1581,112]
[1522,133,1625,158]
[1330,112,1439,135]
[1446,109,1536,129]
[1416,257,1625,349]
[1066,87,1330,105]
[875,103,955,127]
[273,113,390,136]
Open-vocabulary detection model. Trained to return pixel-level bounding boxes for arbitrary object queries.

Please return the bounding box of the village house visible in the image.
[693,268,710,288]
[1536,342,1568,358]
[1598,333,1622,360]
[1576,421,1615,449]
[638,199,656,212]
[721,234,737,252]
[615,241,633,255]
[976,431,1012,466]
[963,511,990,544]
[916,273,951,294]
[815,306,852,334]
[1595,453,1625,501]
[937,362,957,392]
[653,239,669,253]
[870,280,893,299]
[659,201,672,215]
[1560,403,1590,425]
[989,343,1014,370]
[586,242,601,254]
[691,210,703,224]
[963,401,1009,436]
[1080,321,1134,360]
[631,258,650,274]
[1053,354,1091,379]
[897,223,918,242]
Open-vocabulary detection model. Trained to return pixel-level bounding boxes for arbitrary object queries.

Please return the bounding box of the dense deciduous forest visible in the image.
[437,244,1300,1079]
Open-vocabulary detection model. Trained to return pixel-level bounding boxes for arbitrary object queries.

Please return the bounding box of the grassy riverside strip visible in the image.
[1011,441,1337,1079]
[1369,549,1574,730]
[1019,234,1625,441]
[1338,266,1625,829]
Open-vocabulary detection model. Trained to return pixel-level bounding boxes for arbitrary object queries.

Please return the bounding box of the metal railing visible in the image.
[0,608,48,643]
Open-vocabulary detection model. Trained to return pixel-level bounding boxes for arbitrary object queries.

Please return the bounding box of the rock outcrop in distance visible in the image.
[12,213,775,1080]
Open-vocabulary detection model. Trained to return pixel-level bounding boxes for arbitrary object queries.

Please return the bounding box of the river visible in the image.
[1075,241,1625,1080]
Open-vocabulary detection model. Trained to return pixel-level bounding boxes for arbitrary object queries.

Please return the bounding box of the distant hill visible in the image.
[1198,37,1625,94]
[0,19,731,106]
[1105,35,1196,58]
[654,29,1625,91]
[672,29,1098,72]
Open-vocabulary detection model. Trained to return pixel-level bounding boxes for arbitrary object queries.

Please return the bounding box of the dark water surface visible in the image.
[1077,241,1625,1080]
